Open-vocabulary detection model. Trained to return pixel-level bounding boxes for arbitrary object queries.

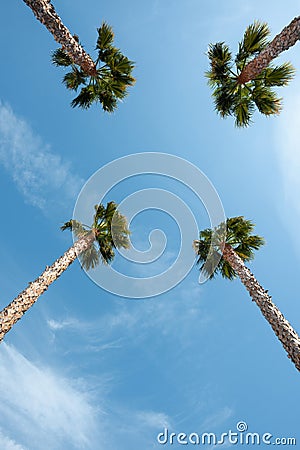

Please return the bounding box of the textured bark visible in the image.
[238,16,300,84]
[0,232,95,342]
[23,0,97,75]
[223,244,300,372]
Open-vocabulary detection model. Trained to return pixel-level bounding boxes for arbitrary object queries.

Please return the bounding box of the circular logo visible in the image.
[236,421,248,432]
[73,152,225,298]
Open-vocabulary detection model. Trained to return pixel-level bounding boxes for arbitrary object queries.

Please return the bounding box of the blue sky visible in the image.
[0,0,300,449]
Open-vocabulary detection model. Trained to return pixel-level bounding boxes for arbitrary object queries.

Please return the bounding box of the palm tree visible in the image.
[206,21,295,126]
[238,17,300,84]
[23,1,135,111]
[0,202,130,342]
[193,216,300,372]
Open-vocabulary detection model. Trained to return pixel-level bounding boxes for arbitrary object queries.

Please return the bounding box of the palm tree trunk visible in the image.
[238,16,300,84]
[0,232,95,342]
[222,243,300,372]
[23,0,97,75]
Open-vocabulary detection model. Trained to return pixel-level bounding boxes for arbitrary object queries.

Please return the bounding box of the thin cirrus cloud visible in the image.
[200,406,234,431]
[101,406,173,450]
[0,102,83,214]
[0,343,175,450]
[0,343,101,450]
[47,317,81,331]
[136,410,172,429]
[47,281,208,336]
[46,280,210,357]
[0,429,26,450]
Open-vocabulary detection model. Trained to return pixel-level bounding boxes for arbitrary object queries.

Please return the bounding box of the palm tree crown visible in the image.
[0,201,130,342]
[194,217,300,372]
[206,21,295,127]
[61,201,131,270]
[52,23,135,111]
[193,216,264,279]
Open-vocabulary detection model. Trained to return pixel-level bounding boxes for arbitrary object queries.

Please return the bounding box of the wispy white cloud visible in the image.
[0,102,83,213]
[0,343,102,449]
[0,430,27,450]
[86,339,124,353]
[46,279,210,354]
[136,410,172,429]
[0,342,176,450]
[47,318,81,331]
[200,406,233,430]
[103,406,173,450]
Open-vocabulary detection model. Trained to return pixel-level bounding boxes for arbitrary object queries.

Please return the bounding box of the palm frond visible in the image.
[206,42,233,84]
[252,86,281,115]
[236,21,270,64]
[206,21,294,127]
[62,202,130,269]
[194,229,221,278]
[96,22,114,50]
[111,211,131,249]
[245,234,265,249]
[93,201,130,264]
[94,201,117,225]
[194,217,265,280]
[71,85,98,109]
[52,48,73,67]
[97,236,115,264]
[79,242,100,270]
[220,259,236,280]
[212,83,235,117]
[232,91,255,127]
[70,71,134,111]
[106,51,135,75]
[98,47,116,65]
[99,91,118,112]
[94,203,106,221]
[260,62,295,87]
[52,22,135,113]
[61,219,88,239]
[200,248,223,280]
[61,220,73,232]
[227,216,254,238]
[63,68,87,91]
